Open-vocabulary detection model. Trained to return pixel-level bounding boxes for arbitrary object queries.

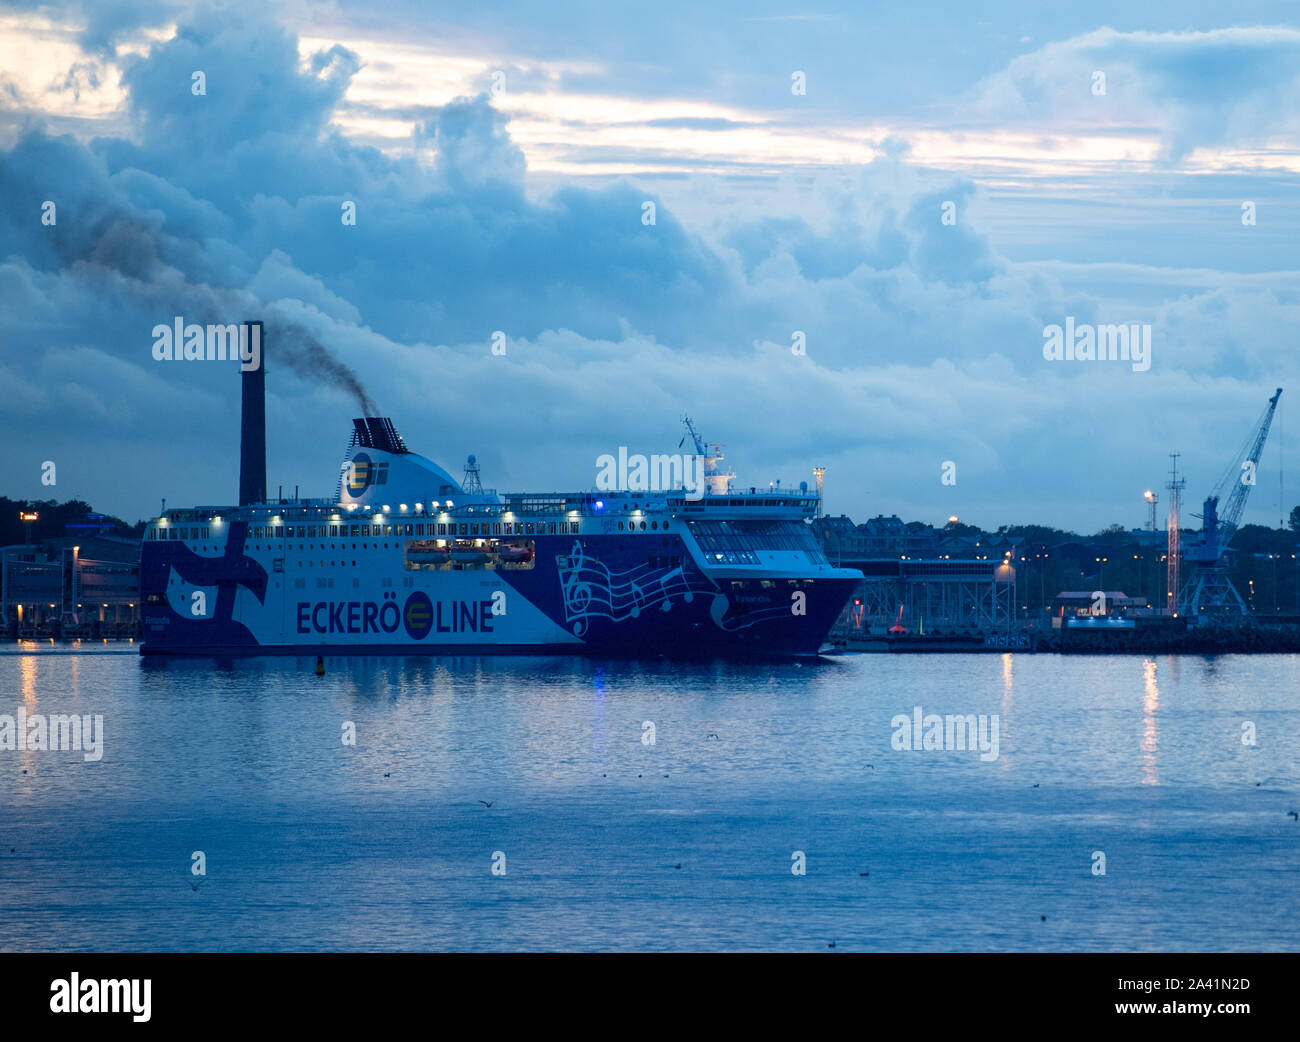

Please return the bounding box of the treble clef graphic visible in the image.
[560,542,598,635]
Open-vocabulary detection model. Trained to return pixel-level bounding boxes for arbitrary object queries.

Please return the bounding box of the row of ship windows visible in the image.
[253,522,580,538]
[150,527,211,540]
[149,521,584,540]
[149,519,675,540]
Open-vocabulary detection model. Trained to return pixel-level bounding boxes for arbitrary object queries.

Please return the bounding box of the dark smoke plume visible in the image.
[66,213,381,416]
[263,315,377,416]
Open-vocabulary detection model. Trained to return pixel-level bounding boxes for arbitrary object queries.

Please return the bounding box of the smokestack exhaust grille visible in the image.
[351,416,411,455]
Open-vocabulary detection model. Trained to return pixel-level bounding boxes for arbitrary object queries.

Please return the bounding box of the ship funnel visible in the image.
[350,416,411,455]
[239,320,267,505]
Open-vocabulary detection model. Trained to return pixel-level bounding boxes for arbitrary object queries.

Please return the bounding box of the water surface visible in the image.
[1,649,1297,951]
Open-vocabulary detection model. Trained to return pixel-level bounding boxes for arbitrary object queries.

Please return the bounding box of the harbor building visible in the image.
[1,522,141,639]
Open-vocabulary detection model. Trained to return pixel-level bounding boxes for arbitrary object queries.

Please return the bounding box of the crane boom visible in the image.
[1181,388,1283,619]
[1212,387,1282,546]
[1190,387,1279,569]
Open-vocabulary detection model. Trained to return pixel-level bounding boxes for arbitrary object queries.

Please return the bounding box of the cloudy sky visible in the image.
[2,0,1298,531]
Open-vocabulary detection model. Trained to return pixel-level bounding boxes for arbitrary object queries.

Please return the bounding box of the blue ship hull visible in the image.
[141,522,859,659]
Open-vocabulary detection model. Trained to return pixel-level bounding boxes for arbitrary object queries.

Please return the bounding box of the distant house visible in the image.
[816,513,1035,565]
[816,513,942,560]
[1052,590,1149,616]
[812,514,857,560]
[859,514,936,557]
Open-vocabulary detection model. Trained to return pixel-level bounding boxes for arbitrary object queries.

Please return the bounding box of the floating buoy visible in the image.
[314,655,325,676]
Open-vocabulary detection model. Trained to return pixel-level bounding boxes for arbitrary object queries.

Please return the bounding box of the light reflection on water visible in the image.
[0,650,1297,952]
[1142,658,1159,786]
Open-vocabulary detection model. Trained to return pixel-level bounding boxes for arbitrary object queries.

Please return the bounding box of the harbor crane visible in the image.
[1181,387,1283,617]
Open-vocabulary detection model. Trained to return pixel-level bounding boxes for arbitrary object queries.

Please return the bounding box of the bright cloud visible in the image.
[1,2,1298,534]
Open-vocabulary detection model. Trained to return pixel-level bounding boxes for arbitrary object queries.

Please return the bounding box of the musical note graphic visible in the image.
[557,542,713,636]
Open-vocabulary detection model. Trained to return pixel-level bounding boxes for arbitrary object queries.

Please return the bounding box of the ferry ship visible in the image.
[139,325,861,657]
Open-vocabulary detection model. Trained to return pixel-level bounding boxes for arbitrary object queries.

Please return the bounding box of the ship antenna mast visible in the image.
[680,414,735,496]
[681,415,706,457]
[462,454,484,495]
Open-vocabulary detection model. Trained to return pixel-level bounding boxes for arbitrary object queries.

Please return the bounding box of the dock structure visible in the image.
[845,557,1016,633]
[815,514,1023,636]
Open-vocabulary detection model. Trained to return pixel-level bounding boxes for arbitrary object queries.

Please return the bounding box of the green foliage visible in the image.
[996,523,1080,543]
[1090,523,1131,544]
[0,496,135,546]
[1232,524,1295,555]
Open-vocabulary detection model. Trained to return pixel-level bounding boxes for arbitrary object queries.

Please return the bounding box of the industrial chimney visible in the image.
[239,320,266,506]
